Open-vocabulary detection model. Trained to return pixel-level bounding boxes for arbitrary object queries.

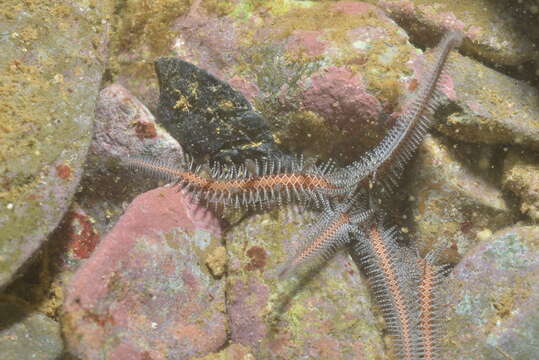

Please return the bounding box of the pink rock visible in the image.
[285,30,328,59]
[63,187,225,360]
[300,66,382,130]
[228,277,270,346]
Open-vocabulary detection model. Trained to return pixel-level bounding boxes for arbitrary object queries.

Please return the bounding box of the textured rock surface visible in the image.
[438,53,539,150]
[503,149,539,221]
[445,225,539,360]
[91,84,183,162]
[0,301,63,360]
[367,0,538,68]
[192,343,255,360]
[0,0,112,288]
[111,1,422,162]
[155,58,279,162]
[226,210,385,359]
[63,187,226,360]
[2,203,100,320]
[408,135,514,256]
[81,84,184,236]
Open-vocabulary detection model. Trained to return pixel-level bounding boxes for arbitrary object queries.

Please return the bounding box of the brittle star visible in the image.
[126,30,463,360]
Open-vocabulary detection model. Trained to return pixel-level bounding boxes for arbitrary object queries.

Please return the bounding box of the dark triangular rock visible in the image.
[155,58,278,162]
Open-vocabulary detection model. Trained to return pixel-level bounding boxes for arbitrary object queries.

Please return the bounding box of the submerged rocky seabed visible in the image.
[1,0,538,359]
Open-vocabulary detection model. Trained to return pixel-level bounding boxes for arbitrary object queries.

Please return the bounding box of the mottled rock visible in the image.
[0,301,63,360]
[408,135,514,256]
[436,53,539,150]
[0,0,112,289]
[111,1,425,162]
[503,149,539,221]
[445,225,539,360]
[226,210,385,359]
[63,187,226,360]
[192,343,254,360]
[369,0,537,68]
[92,84,182,162]
[3,203,100,320]
[80,84,183,236]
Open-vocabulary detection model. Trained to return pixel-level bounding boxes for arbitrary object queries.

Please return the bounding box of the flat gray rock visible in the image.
[0,301,63,360]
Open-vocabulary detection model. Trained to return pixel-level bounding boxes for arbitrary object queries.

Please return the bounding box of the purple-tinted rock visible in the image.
[0,301,63,360]
[299,66,383,131]
[444,225,539,359]
[92,83,183,164]
[226,210,385,359]
[63,187,226,360]
[0,0,112,289]
[192,343,254,360]
[80,84,183,237]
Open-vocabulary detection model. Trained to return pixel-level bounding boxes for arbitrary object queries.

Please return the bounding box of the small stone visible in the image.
[476,228,492,242]
[92,84,182,162]
[206,245,228,278]
[502,149,539,221]
[0,301,63,360]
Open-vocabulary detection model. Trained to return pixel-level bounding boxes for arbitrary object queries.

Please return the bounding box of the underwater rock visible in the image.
[437,53,539,150]
[192,343,254,360]
[226,210,384,359]
[408,135,514,257]
[0,0,112,289]
[63,187,226,360]
[297,65,383,150]
[111,1,422,162]
[155,58,279,162]
[80,84,183,237]
[92,84,183,162]
[0,301,63,360]
[503,149,539,221]
[445,225,539,359]
[371,0,537,68]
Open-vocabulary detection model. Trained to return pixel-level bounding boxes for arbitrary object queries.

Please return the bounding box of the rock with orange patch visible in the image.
[62,187,226,359]
[60,207,100,260]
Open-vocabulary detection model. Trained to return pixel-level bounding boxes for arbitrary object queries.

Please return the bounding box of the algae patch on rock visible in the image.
[0,0,112,288]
